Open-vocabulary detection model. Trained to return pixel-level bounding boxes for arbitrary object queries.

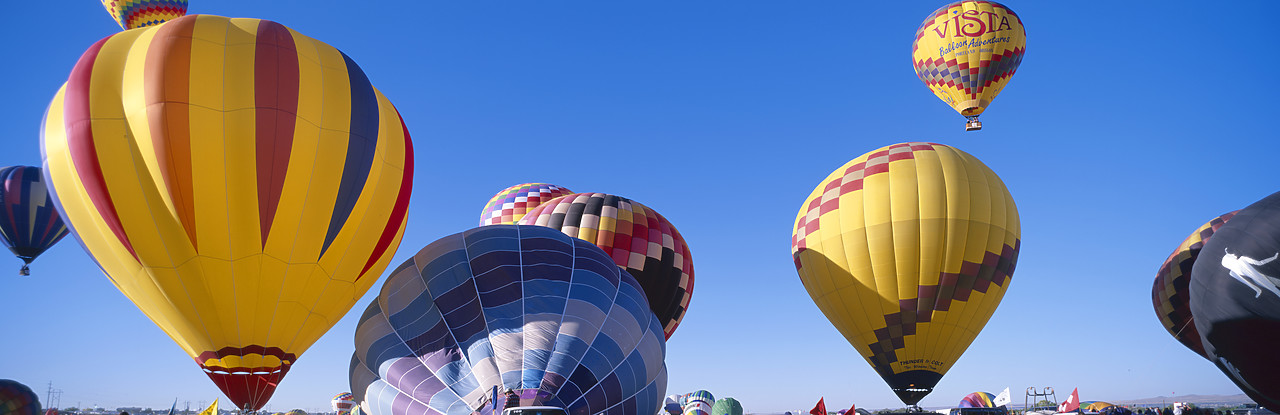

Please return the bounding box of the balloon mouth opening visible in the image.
[200,364,291,411]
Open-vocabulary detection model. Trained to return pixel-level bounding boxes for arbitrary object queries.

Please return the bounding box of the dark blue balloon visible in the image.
[350,225,667,415]
[0,166,68,276]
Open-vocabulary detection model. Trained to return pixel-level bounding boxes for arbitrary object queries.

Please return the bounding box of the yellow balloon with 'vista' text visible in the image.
[911,1,1026,131]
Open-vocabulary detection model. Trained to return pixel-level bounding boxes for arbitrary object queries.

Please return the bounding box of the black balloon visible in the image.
[1191,191,1280,411]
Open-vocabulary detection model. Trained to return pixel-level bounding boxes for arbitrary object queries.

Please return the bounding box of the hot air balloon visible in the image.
[41,14,414,411]
[479,183,574,226]
[911,1,1026,131]
[959,392,996,408]
[100,0,188,30]
[334,392,357,415]
[0,380,40,415]
[710,398,741,415]
[349,225,668,415]
[792,142,1019,406]
[663,396,682,415]
[287,410,308,415]
[518,193,693,339]
[1191,191,1280,412]
[0,166,69,276]
[682,391,713,415]
[1152,211,1237,359]
[683,391,713,406]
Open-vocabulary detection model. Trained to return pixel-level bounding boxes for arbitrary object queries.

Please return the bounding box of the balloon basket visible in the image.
[965,118,982,131]
[19,265,29,276]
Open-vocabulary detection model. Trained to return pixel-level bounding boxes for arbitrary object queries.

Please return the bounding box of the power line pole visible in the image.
[45,382,63,410]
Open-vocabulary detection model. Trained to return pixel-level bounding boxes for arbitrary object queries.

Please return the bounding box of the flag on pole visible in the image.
[197,399,218,415]
[167,399,177,415]
[845,403,856,415]
[994,388,1011,407]
[810,398,827,415]
[1058,388,1079,413]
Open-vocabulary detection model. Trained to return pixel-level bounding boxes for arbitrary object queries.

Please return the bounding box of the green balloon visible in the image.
[712,398,742,415]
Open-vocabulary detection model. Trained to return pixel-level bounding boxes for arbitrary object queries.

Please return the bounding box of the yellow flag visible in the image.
[197,400,218,415]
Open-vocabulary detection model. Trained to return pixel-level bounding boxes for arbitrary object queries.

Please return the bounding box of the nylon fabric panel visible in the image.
[792,143,1019,405]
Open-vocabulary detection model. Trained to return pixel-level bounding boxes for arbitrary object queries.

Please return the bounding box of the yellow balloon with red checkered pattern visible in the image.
[791,142,1019,406]
[911,1,1026,131]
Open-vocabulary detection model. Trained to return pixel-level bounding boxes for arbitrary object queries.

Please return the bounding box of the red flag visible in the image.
[845,403,856,415]
[1058,388,1080,413]
[810,398,827,415]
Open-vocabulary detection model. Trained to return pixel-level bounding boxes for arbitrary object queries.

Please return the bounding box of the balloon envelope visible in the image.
[100,0,188,30]
[682,391,713,407]
[479,183,574,226]
[1152,212,1236,359]
[334,392,357,413]
[0,166,69,275]
[349,225,668,415]
[1083,402,1114,412]
[664,396,682,415]
[0,380,40,415]
[519,192,693,339]
[1191,191,1280,411]
[41,14,413,411]
[710,398,742,415]
[959,392,996,408]
[792,142,1019,405]
[911,1,1026,130]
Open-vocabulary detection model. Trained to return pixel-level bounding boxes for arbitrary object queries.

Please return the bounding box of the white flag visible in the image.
[994,387,1011,407]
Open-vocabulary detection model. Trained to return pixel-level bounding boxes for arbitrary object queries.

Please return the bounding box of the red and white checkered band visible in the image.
[792,143,940,253]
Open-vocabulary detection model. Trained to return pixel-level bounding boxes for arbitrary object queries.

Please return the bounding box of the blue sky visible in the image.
[2,1,1279,413]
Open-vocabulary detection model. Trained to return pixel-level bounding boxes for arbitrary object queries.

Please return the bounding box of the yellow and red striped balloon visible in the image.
[100,0,188,30]
[41,14,413,411]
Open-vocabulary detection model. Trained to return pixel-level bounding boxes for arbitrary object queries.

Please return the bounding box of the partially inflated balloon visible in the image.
[710,398,741,415]
[41,14,413,411]
[682,391,713,415]
[519,193,693,339]
[0,166,69,276]
[1191,192,1280,411]
[792,142,1019,405]
[349,225,667,415]
[684,391,713,407]
[664,396,682,415]
[912,1,1026,131]
[0,380,40,415]
[479,183,574,226]
[334,392,357,415]
[959,392,995,408]
[287,410,307,415]
[101,0,188,30]
[1152,211,1236,359]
